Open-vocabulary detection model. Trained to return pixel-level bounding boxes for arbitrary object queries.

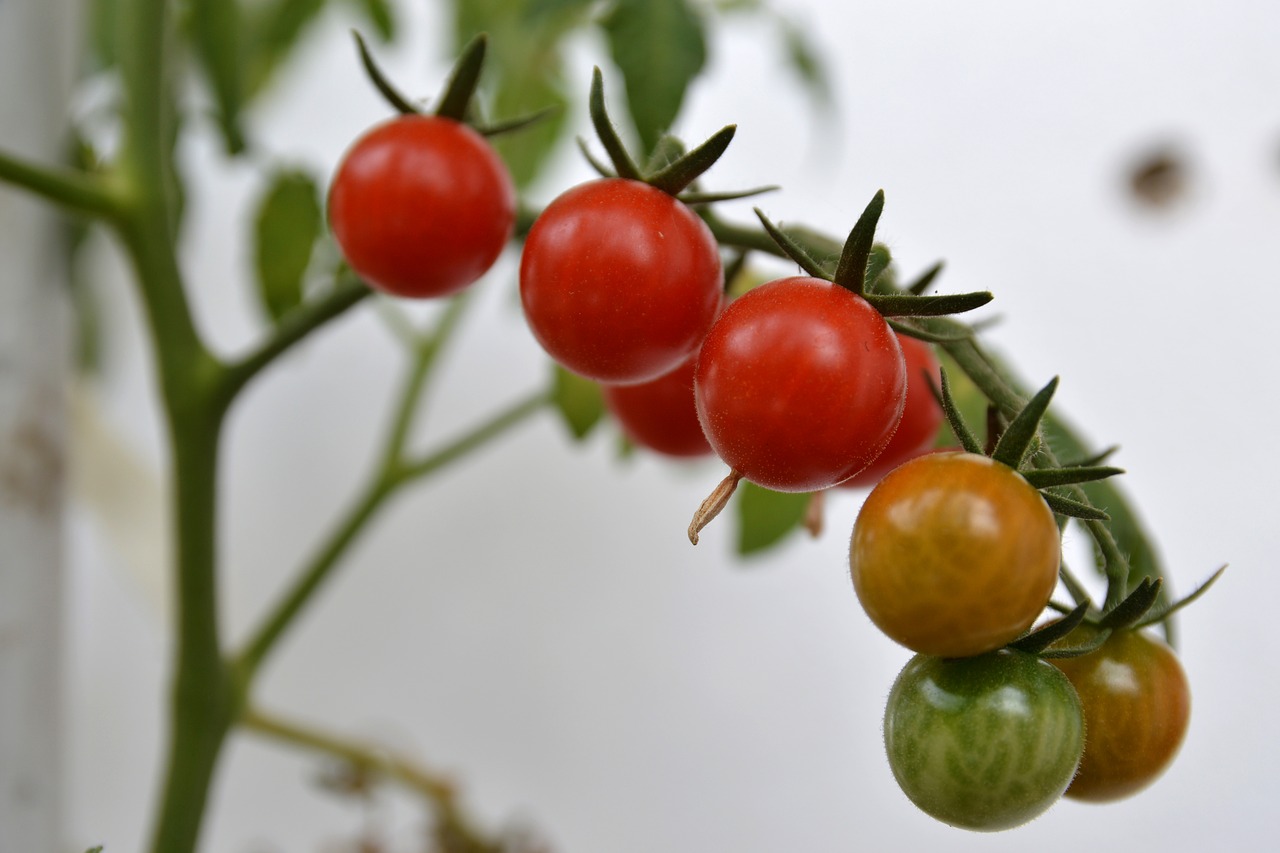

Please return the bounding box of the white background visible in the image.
[64,1,1280,851]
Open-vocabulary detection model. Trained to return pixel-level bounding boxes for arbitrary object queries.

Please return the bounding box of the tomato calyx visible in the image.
[580,68,765,203]
[754,197,994,318]
[353,31,555,136]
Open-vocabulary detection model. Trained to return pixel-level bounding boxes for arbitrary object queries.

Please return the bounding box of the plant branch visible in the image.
[240,705,501,849]
[0,149,122,219]
[220,274,372,401]
[235,385,550,683]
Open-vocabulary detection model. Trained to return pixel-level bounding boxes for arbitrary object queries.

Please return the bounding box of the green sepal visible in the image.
[253,170,322,324]
[648,125,736,195]
[436,33,486,121]
[752,208,829,280]
[1098,576,1163,630]
[1021,466,1124,489]
[863,291,993,317]
[575,137,616,178]
[865,244,892,292]
[678,185,778,205]
[832,190,884,293]
[1007,601,1090,655]
[1040,490,1110,521]
[885,318,972,344]
[588,67,642,180]
[1036,627,1112,660]
[990,376,1058,468]
[475,104,561,138]
[930,368,983,455]
[1133,564,1227,630]
[350,0,396,40]
[645,134,688,173]
[552,365,605,440]
[353,30,419,115]
[735,481,810,557]
[907,261,944,295]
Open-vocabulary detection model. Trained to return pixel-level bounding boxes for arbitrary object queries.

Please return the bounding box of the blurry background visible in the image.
[60,0,1279,850]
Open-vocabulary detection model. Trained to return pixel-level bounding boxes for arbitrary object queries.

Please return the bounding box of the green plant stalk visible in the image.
[240,705,498,848]
[0,149,121,219]
[112,2,240,851]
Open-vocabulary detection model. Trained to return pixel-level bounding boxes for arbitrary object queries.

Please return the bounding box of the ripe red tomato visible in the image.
[884,650,1084,831]
[850,451,1060,657]
[840,332,943,488]
[602,353,712,458]
[693,276,906,493]
[1051,628,1191,802]
[519,178,722,384]
[328,115,515,298]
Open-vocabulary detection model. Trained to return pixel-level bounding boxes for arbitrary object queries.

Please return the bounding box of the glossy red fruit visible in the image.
[602,353,712,458]
[328,115,515,298]
[841,333,943,488]
[694,276,906,493]
[519,178,722,384]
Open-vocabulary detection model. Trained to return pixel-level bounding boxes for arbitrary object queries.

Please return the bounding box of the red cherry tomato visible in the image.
[1051,628,1192,802]
[519,178,722,384]
[328,115,515,299]
[602,353,712,458]
[840,333,943,488]
[694,276,906,492]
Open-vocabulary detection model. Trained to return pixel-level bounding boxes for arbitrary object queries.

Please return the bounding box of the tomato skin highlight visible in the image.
[328,115,516,298]
[850,451,1060,657]
[602,353,712,458]
[693,276,906,493]
[884,650,1085,831]
[840,332,944,488]
[1051,628,1191,802]
[519,178,723,385]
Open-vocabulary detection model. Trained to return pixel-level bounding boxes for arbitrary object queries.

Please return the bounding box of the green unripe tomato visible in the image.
[883,650,1085,831]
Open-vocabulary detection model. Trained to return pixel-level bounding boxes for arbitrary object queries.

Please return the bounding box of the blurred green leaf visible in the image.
[347,0,397,41]
[253,170,322,323]
[602,0,708,156]
[452,0,573,187]
[735,481,809,556]
[552,366,605,440]
[192,0,247,153]
[779,17,831,104]
[244,0,326,96]
[88,0,122,69]
[525,0,596,20]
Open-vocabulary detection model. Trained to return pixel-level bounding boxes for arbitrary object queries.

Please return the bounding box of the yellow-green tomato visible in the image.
[1052,628,1191,802]
[884,650,1085,831]
[850,451,1060,657]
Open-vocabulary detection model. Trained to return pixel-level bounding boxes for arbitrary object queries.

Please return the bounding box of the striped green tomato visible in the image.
[883,650,1085,831]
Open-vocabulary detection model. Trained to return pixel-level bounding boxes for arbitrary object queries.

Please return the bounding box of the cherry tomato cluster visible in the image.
[325,37,1208,836]
[851,378,1197,829]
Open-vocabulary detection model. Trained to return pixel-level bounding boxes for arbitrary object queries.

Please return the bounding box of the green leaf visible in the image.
[353,31,419,115]
[455,1,574,187]
[932,368,982,455]
[254,171,322,323]
[244,0,326,96]
[436,34,487,122]
[552,366,605,440]
[647,124,736,195]
[525,0,595,20]
[753,208,829,280]
[192,0,247,153]
[778,17,832,104]
[347,0,396,40]
[735,481,810,556]
[602,0,708,155]
[1021,466,1124,489]
[864,291,994,317]
[1040,490,1110,522]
